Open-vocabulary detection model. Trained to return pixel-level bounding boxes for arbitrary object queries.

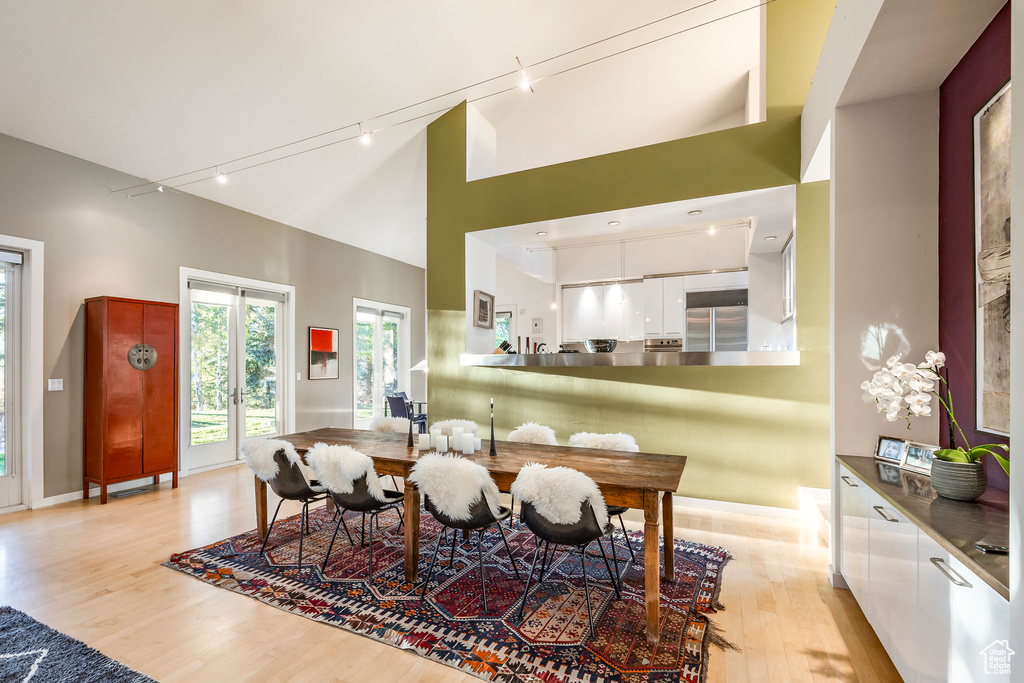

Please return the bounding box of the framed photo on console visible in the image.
[903,441,938,475]
[875,436,907,465]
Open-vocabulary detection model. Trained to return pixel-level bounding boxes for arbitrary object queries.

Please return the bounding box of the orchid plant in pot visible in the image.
[862,350,1009,501]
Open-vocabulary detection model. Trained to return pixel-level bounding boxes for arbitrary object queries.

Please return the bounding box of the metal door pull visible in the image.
[840,475,858,487]
[930,557,972,588]
[872,505,898,523]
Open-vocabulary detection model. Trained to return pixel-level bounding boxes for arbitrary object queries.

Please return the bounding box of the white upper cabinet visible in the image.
[662,276,687,336]
[622,282,644,341]
[561,286,585,342]
[602,284,624,341]
[643,278,664,337]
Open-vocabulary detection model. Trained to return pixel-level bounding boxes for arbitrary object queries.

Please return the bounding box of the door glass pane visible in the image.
[382,318,399,399]
[356,313,376,422]
[495,312,511,347]
[245,301,278,437]
[190,302,230,445]
[0,271,7,477]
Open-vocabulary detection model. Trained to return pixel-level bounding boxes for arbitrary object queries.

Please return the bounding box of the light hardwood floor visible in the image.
[0,465,899,682]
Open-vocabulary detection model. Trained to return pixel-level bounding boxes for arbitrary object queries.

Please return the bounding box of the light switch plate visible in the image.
[48,378,63,391]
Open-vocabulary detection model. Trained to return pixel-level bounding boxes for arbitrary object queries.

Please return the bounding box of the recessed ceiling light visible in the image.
[536,231,547,236]
[607,221,620,227]
[764,235,778,241]
[708,226,716,236]
[688,209,703,216]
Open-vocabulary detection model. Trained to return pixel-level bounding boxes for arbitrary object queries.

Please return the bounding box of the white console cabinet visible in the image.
[838,460,1009,683]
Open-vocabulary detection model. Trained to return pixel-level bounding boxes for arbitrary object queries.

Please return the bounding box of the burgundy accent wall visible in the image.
[938,2,1010,489]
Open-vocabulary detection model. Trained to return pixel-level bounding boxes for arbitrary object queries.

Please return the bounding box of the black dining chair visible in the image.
[257,450,329,569]
[515,498,621,640]
[320,473,404,578]
[568,431,640,561]
[410,455,520,613]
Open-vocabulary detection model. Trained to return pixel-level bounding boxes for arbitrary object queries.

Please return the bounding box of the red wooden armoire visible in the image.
[83,296,179,503]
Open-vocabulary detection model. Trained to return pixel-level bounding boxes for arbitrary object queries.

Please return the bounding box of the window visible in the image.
[353,300,410,428]
[495,311,511,347]
[782,236,795,321]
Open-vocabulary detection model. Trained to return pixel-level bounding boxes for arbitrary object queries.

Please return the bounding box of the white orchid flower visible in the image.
[908,375,935,393]
[885,400,901,421]
[923,350,946,368]
[886,354,902,368]
[860,380,871,391]
[909,401,932,417]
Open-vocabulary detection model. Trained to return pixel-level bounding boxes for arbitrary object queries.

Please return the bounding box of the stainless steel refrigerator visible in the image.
[685,290,748,351]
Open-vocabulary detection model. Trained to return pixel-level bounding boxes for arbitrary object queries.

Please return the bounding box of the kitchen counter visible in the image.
[837,454,1009,599]
[461,350,800,368]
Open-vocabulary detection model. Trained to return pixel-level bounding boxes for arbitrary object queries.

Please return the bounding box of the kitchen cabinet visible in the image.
[622,282,644,341]
[561,286,585,342]
[839,466,869,609]
[561,285,603,342]
[602,283,624,341]
[643,278,663,337]
[867,489,918,682]
[662,276,687,335]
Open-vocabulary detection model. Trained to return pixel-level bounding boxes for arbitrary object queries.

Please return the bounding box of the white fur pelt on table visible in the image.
[507,422,558,446]
[240,437,304,482]
[510,463,609,530]
[304,443,388,502]
[430,419,479,436]
[568,432,640,452]
[369,416,411,434]
[408,453,502,521]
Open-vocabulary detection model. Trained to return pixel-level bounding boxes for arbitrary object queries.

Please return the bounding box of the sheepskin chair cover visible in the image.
[430,419,479,436]
[241,437,305,482]
[568,432,640,452]
[510,463,609,530]
[408,453,502,521]
[507,422,558,446]
[370,416,411,434]
[304,443,389,502]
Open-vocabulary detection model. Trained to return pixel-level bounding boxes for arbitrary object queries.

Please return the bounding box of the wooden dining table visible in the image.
[254,427,687,643]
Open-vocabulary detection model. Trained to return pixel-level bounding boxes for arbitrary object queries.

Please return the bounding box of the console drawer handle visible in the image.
[873,505,898,523]
[840,475,858,487]
[930,557,972,588]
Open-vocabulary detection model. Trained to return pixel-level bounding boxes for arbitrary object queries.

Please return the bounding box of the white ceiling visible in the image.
[0,0,760,267]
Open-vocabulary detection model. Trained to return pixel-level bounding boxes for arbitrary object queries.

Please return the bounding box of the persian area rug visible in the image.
[0,606,156,683]
[166,506,731,683]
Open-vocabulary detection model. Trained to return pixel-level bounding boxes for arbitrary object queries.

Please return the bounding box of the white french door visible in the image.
[353,299,410,429]
[0,255,20,509]
[188,281,285,471]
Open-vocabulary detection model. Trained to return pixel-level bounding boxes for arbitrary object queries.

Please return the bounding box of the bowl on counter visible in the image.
[584,338,618,353]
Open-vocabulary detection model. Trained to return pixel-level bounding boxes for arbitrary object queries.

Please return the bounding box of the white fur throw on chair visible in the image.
[241,437,304,482]
[507,422,558,446]
[568,432,640,452]
[370,416,411,434]
[430,419,479,436]
[304,443,388,502]
[510,463,609,530]
[408,453,502,521]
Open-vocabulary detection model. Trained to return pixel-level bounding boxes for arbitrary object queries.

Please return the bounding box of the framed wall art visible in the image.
[473,290,495,329]
[309,326,339,379]
[974,81,1011,435]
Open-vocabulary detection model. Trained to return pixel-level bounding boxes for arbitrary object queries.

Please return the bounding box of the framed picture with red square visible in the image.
[309,327,339,380]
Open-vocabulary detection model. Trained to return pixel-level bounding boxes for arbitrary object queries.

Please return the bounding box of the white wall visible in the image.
[833,91,940,457]
[748,251,791,350]
[465,234,497,353]
[495,257,557,350]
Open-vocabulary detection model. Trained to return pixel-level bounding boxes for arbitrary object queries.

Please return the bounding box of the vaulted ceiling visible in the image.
[0,0,760,267]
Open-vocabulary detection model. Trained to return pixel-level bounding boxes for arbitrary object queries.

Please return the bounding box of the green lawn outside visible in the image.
[356,406,374,420]
[191,409,277,445]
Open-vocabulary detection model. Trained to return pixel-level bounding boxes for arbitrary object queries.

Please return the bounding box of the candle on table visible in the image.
[461,432,474,454]
[474,437,482,451]
[418,433,430,450]
[451,426,463,446]
[436,435,448,452]
[430,428,441,449]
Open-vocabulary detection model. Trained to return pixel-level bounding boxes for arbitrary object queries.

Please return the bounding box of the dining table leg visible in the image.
[404,479,421,583]
[662,489,674,581]
[255,476,268,541]
[643,489,662,644]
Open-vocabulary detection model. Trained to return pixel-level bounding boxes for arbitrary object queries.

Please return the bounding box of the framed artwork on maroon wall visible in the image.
[973,81,1011,436]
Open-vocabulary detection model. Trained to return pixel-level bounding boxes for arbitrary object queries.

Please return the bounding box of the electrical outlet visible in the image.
[48,378,63,391]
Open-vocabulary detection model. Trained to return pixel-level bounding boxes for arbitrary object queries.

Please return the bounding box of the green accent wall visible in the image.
[424,2,834,509]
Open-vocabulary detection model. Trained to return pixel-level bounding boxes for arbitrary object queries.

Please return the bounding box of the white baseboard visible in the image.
[829,565,850,590]
[672,494,805,520]
[0,504,29,515]
[35,474,176,509]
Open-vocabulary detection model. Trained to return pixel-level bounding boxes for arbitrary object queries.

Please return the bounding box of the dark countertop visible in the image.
[837,454,1009,600]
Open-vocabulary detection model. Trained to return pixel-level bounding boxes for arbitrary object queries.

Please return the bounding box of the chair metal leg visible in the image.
[496,522,520,580]
[260,498,285,556]
[420,528,446,598]
[608,530,622,592]
[597,537,621,599]
[449,528,458,567]
[539,541,554,581]
[338,510,355,546]
[368,513,375,579]
[579,546,595,641]
[321,508,346,573]
[298,502,307,568]
[517,539,544,622]
[477,531,489,613]
[361,512,366,546]
[617,514,636,561]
